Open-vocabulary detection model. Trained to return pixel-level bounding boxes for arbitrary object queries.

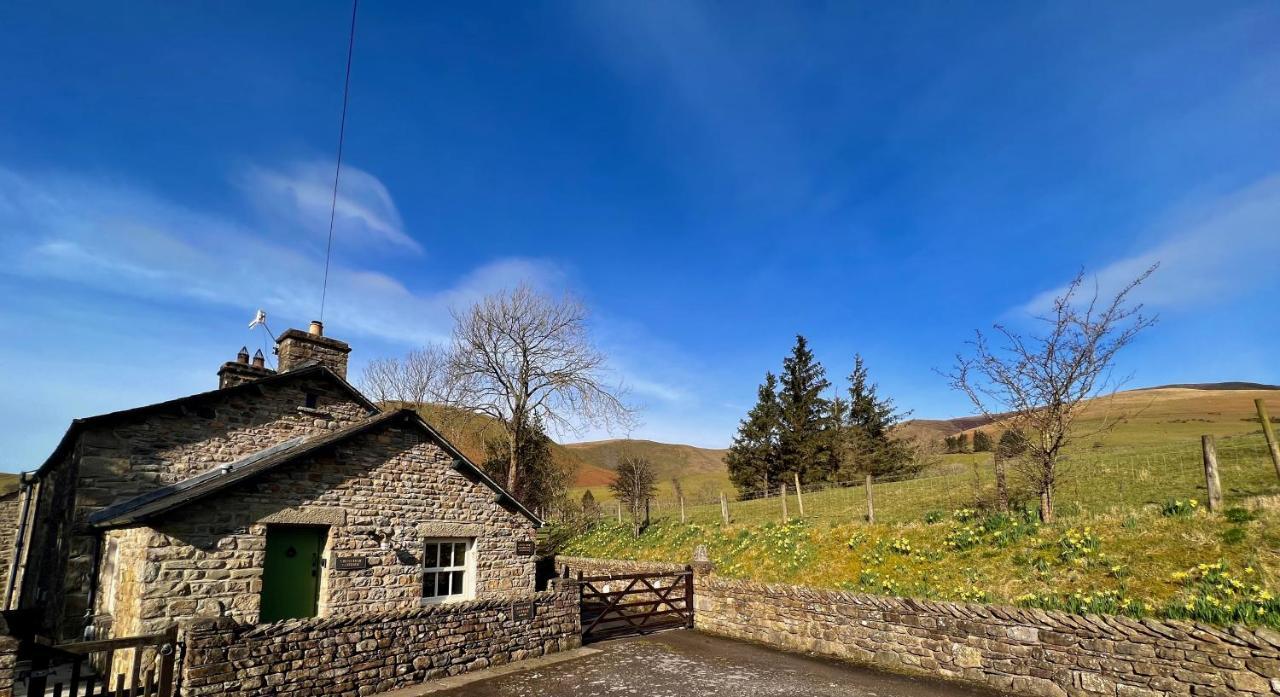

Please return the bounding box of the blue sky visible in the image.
[2,1,1279,469]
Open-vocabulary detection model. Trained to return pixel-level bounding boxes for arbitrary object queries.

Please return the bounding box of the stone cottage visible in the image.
[3,322,541,642]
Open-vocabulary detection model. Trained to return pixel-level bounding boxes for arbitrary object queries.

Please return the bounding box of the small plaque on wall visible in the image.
[334,556,367,571]
[512,601,536,621]
[515,540,536,556]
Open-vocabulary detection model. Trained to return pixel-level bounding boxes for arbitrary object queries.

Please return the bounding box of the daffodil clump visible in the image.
[1056,527,1101,562]
[1160,498,1199,518]
[1164,562,1279,626]
[1016,589,1147,618]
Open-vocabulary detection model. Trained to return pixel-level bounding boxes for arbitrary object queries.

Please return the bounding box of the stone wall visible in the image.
[118,419,537,633]
[0,490,21,603]
[180,579,580,697]
[558,557,1280,697]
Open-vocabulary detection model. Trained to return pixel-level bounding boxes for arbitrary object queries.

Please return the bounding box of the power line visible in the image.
[319,0,359,323]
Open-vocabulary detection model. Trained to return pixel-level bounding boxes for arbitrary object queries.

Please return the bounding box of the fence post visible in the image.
[680,496,686,524]
[780,483,788,521]
[1201,435,1223,513]
[865,474,875,524]
[994,452,1009,512]
[720,491,730,525]
[794,473,805,517]
[616,501,622,524]
[1257,398,1280,481]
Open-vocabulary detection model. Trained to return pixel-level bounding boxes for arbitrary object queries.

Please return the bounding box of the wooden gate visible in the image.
[15,626,178,697]
[576,567,693,642]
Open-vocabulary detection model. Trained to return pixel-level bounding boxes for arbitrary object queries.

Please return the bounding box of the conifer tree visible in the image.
[840,354,915,477]
[726,372,782,495]
[972,429,993,452]
[956,432,970,453]
[777,335,831,482]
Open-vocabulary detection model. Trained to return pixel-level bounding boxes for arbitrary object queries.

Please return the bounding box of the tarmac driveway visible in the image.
[431,630,1007,697]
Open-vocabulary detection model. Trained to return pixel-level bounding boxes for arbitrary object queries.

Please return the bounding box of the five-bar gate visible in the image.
[576,566,693,642]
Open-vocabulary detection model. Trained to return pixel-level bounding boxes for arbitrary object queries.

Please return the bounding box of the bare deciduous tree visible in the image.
[609,456,657,522]
[359,345,453,405]
[947,266,1158,523]
[449,285,635,493]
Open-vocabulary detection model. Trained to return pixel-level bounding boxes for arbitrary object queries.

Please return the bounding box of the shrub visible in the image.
[1225,507,1256,524]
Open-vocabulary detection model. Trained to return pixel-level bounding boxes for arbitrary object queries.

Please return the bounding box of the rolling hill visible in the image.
[562,439,728,489]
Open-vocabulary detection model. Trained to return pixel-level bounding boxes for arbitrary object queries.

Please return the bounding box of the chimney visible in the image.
[275,321,351,378]
[218,346,276,389]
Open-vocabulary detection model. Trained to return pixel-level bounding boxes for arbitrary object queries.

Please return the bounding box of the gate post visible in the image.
[684,566,695,629]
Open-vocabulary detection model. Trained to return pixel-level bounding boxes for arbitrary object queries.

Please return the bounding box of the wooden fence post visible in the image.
[994,452,1009,513]
[1257,398,1280,481]
[720,491,730,525]
[680,496,686,524]
[794,473,805,517]
[1201,434,1223,513]
[780,483,788,521]
[865,474,875,524]
[616,501,622,523]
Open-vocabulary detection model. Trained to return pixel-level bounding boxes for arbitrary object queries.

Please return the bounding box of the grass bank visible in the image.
[560,498,1280,628]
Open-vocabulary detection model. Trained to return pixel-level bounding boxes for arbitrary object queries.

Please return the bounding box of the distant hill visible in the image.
[403,403,594,479]
[1137,382,1280,391]
[563,439,728,489]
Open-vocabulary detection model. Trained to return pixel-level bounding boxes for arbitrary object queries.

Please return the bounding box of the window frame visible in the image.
[421,538,475,604]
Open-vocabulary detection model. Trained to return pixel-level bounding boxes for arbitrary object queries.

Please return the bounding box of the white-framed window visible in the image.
[422,538,474,603]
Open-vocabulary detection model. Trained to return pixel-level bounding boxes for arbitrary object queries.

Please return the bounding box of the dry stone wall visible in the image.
[180,580,580,697]
[558,557,1280,697]
[0,491,21,601]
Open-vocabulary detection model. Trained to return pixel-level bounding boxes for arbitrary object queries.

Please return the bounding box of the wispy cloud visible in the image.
[1019,175,1280,316]
[0,163,561,346]
[240,161,422,254]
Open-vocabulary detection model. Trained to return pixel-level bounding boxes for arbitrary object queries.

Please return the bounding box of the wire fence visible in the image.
[553,431,1280,528]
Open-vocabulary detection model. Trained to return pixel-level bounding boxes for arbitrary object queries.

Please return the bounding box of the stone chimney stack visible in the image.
[218,345,276,389]
[275,321,351,378]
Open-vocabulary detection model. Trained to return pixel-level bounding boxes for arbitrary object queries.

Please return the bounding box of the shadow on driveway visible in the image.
[435,630,1009,697]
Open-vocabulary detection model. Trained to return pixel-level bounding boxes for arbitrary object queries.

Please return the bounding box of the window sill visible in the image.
[420,595,473,607]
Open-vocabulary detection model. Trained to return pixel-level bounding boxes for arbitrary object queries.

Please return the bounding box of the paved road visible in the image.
[434,631,1007,697]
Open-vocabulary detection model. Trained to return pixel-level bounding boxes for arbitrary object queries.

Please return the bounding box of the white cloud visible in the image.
[1020,175,1280,316]
[0,163,561,346]
[240,161,422,254]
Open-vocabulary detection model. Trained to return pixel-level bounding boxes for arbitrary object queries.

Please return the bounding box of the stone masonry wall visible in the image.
[0,490,21,603]
[181,579,580,697]
[558,557,1280,697]
[126,420,537,633]
[23,373,371,639]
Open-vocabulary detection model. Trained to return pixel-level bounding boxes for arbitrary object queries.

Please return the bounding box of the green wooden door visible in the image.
[260,526,326,623]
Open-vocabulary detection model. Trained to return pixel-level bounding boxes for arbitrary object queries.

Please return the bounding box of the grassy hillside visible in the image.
[949,386,1280,450]
[563,437,727,485]
[563,502,1280,629]
[0,473,19,496]
[405,403,593,478]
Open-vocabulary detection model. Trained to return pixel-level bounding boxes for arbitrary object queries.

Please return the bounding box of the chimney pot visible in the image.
[308,320,324,337]
[236,346,250,364]
[252,349,266,368]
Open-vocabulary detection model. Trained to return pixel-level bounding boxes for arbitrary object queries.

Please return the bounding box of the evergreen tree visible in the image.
[997,428,1028,459]
[840,354,915,477]
[944,436,958,453]
[580,489,601,520]
[776,335,831,482]
[480,418,570,514]
[972,429,993,452]
[956,432,970,453]
[726,372,782,495]
[822,394,850,479]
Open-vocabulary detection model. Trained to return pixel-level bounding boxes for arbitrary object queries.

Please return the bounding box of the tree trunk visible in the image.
[1039,488,1053,523]
[506,426,520,493]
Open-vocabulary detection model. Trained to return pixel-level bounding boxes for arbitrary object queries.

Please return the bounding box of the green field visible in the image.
[559,388,1280,629]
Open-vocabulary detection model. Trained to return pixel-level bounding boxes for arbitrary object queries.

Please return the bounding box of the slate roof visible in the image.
[33,363,378,478]
[86,408,542,528]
